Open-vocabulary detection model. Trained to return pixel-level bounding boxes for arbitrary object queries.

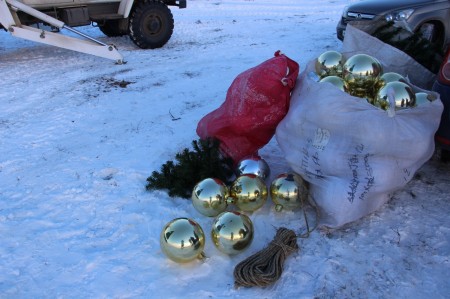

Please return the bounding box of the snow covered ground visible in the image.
[1,0,449,298]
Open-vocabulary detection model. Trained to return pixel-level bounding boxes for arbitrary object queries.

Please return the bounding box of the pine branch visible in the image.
[146,138,234,199]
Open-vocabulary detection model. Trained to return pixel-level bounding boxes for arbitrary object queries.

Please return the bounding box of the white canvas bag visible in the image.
[276,57,443,228]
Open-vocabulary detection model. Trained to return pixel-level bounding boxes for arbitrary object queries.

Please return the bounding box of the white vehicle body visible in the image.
[0,0,186,63]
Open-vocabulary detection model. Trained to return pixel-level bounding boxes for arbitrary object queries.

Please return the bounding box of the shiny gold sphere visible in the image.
[270,173,308,211]
[415,92,436,105]
[192,178,229,217]
[319,75,348,92]
[376,81,416,110]
[160,218,206,263]
[375,72,407,91]
[230,174,268,212]
[380,72,406,84]
[343,54,383,98]
[315,50,344,78]
[236,157,271,180]
[211,211,254,255]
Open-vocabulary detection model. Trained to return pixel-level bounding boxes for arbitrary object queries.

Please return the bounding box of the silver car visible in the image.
[336,0,450,49]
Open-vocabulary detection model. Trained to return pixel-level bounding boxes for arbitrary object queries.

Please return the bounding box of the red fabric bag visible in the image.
[196,51,300,164]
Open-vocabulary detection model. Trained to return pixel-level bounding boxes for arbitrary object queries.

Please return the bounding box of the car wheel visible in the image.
[129,0,174,49]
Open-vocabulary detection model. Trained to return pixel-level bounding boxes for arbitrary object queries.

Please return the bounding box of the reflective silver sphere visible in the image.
[236,157,270,180]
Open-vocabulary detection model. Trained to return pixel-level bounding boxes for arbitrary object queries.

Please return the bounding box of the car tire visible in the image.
[129,0,174,49]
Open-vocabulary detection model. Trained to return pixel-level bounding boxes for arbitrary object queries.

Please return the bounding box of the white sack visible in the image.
[342,24,436,89]
[276,59,443,228]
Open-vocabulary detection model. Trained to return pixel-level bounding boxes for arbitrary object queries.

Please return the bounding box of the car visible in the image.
[432,46,450,162]
[336,0,450,50]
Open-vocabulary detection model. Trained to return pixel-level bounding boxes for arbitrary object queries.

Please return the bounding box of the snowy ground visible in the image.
[1,0,449,298]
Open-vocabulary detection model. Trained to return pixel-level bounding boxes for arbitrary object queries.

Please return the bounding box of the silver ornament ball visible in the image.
[236,156,270,180]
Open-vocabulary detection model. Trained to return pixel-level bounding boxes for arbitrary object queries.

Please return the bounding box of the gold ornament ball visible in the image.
[160,217,206,263]
[375,72,407,91]
[415,92,436,105]
[270,173,308,212]
[315,50,344,78]
[236,156,271,180]
[343,54,383,98]
[211,211,254,255]
[230,174,268,212]
[192,178,229,217]
[376,81,416,110]
[381,72,406,84]
[319,75,348,92]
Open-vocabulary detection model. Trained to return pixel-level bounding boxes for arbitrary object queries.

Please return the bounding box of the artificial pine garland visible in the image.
[146,138,234,198]
[371,21,443,73]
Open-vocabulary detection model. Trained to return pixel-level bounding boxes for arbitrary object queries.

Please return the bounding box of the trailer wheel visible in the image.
[129,1,174,49]
[99,20,128,37]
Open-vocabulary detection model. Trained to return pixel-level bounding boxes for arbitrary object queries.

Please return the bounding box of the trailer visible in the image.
[0,0,186,63]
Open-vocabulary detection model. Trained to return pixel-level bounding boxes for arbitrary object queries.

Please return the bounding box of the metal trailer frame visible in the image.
[0,0,124,63]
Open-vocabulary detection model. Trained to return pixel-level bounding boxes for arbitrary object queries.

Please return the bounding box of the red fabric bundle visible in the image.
[196,51,300,163]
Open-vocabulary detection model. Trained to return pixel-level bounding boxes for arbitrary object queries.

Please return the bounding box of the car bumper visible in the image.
[432,80,450,150]
[336,20,346,41]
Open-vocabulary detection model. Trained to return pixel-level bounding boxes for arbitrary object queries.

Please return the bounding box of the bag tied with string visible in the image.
[196,51,300,164]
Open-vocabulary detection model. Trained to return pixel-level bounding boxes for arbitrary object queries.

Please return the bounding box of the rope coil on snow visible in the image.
[233,191,318,288]
[233,227,298,288]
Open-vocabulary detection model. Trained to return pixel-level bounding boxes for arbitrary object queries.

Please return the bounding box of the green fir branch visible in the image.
[146,138,234,198]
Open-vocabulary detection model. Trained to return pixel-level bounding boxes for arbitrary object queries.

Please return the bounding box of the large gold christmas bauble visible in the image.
[375,72,407,91]
[415,92,436,105]
[160,217,206,263]
[343,54,383,98]
[236,156,271,180]
[230,174,268,212]
[376,81,416,110]
[211,211,254,255]
[315,50,344,78]
[192,178,229,217]
[270,173,308,212]
[380,72,406,84]
[319,75,348,92]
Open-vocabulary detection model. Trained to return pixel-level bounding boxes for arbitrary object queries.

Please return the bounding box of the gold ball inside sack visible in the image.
[375,72,407,91]
[319,75,348,92]
[415,92,436,105]
[376,81,416,110]
[315,50,344,78]
[343,54,383,99]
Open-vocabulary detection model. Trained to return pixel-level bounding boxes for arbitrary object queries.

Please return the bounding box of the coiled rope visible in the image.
[233,227,298,288]
[233,193,318,288]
